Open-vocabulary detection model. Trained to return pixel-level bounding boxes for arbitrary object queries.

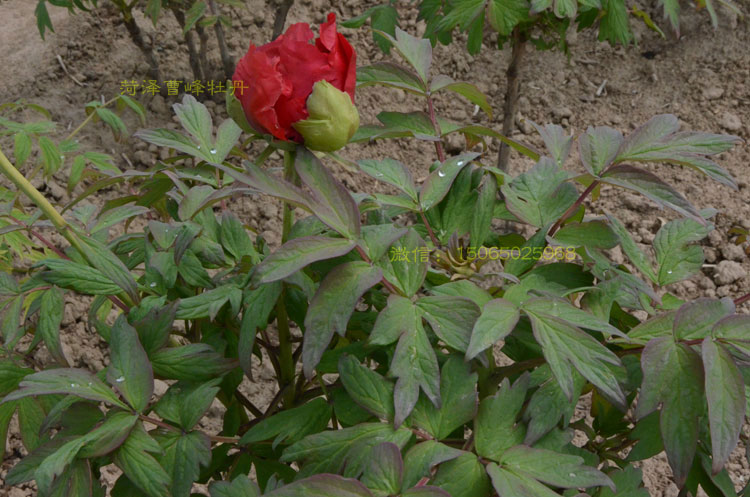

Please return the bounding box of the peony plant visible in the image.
[0,9,748,497]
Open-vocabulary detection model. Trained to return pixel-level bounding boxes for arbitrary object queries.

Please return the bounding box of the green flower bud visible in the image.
[293,80,360,152]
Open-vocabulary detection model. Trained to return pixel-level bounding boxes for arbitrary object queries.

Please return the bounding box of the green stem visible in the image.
[66,96,119,143]
[0,147,131,312]
[277,148,298,408]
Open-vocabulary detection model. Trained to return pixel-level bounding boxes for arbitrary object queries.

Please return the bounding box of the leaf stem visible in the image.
[65,96,119,142]
[354,244,401,295]
[548,180,600,236]
[419,210,441,247]
[138,414,238,444]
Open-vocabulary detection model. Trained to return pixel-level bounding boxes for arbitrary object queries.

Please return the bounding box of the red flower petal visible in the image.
[233,46,287,140]
[316,13,357,101]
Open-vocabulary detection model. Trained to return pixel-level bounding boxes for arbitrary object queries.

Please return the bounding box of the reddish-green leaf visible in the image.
[107,315,153,413]
[701,338,745,474]
[635,337,703,486]
[303,261,383,378]
[254,236,355,284]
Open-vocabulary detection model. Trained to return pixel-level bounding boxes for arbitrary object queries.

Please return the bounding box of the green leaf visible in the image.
[475,375,528,461]
[357,62,427,94]
[150,344,236,381]
[602,164,702,222]
[579,126,623,176]
[96,108,127,139]
[523,366,585,444]
[410,356,477,440]
[420,153,478,211]
[303,261,383,378]
[402,441,463,489]
[499,445,614,490]
[240,282,282,378]
[360,225,410,262]
[3,368,129,409]
[391,310,441,427]
[532,123,572,167]
[135,128,211,162]
[378,27,432,83]
[107,316,153,413]
[487,463,560,497]
[240,398,331,449]
[0,401,16,459]
[417,296,480,353]
[654,217,710,285]
[635,337,703,486]
[174,91,214,148]
[178,185,215,220]
[154,379,221,430]
[598,467,649,497]
[14,131,32,167]
[78,411,139,458]
[38,135,63,175]
[605,211,657,282]
[35,0,55,39]
[370,295,419,347]
[501,158,577,228]
[0,361,33,396]
[429,280,492,309]
[36,287,67,365]
[487,0,530,35]
[673,298,734,340]
[383,229,428,297]
[431,453,490,497]
[213,118,242,163]
[176,284,242,320]
[552,220,619,250]
[265,474,374,497]
[155,430,211,497]
[17,396,45,450]
[113,422,171,497]
[220,211,257,261]
[254,236,355,284]
[522,296,625,337]
[40,258,124,295]
[281,422,412,477]
[34,436,88,494]
[504,228,549,277]
[210,475,261,497]
[295,147,361,239]
[361,442,403,495]
[1,294,23,344]
[598,0,633,45]
[430,76,492,118]
[76,235,139,302]
[339,355,395,422]
[358,158,418,202]
[702,338,745,474]
[526,312,627,410]
[466,298,520,360]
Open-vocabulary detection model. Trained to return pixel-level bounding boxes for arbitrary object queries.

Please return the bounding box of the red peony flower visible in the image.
[232,13,356,143]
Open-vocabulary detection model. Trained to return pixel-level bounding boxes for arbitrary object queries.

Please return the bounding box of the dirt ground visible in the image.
[0,0,749,494]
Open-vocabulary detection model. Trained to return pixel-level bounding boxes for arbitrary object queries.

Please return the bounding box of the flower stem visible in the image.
[277,149,298,408]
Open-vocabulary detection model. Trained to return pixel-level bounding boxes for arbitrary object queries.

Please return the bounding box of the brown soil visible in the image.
[0,0,749,494]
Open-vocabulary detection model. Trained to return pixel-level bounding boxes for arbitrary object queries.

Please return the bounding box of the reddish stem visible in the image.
[426,94,446,163]
[548,180,600,236]
[355,245,402,295]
